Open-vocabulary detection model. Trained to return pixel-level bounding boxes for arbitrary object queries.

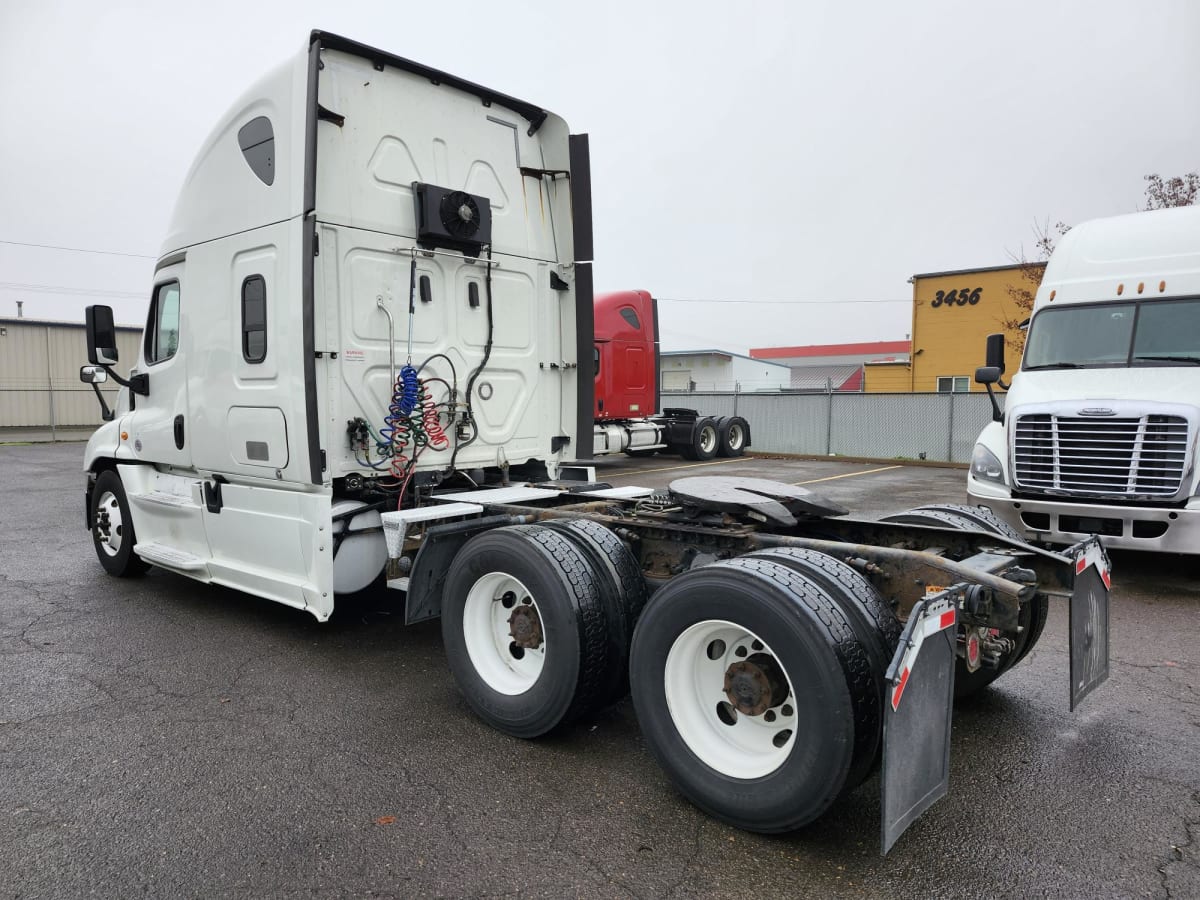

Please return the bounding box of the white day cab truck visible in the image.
[78,31,1111,854]
[970,205,1200,553]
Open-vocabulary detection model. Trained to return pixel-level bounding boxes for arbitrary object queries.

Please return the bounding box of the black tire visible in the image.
[910,503,1024,541]
[629,557,877,833]
[717,416,749,458]
[1013,594,1049,666]
[441,525,615,738]
[90,469,149,577]
[879,508,981,531]
[679,417,719,461]
[542,518,648,704]
[743,547,898,788]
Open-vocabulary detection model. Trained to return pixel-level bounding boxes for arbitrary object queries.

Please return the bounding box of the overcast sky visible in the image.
[1,0,1197,352]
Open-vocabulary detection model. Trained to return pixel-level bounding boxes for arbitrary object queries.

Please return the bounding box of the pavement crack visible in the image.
[1158,790,1200,900]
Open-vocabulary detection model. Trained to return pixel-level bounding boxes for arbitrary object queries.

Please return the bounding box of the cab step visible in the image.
[133,542,208,572]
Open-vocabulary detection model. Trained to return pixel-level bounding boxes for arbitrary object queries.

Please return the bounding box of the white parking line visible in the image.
[600,457,747,479]
[793,465,901,486]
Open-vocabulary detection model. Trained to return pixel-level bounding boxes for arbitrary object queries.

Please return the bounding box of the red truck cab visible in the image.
[593,289,660,420]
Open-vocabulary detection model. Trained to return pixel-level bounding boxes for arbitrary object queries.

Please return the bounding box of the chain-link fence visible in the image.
[4,374,998,461]
[680,391,1001,463]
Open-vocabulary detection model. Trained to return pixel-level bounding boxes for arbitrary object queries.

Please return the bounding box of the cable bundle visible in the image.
[397,364,420,415]
[420,384,449,450]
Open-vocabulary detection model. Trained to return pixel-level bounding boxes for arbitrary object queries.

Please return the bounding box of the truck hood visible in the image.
[1006,367,1200,415]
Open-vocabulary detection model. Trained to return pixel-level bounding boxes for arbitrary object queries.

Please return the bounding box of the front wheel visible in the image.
[90,469,149,577]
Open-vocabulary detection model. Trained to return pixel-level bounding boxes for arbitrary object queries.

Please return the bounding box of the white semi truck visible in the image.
[970,206,1200,553]
[78,31,1111,853]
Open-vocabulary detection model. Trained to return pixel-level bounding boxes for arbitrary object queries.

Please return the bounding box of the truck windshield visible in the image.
[1023,298,1200,369]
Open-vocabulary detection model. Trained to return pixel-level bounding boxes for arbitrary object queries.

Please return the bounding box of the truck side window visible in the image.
[145,281,181,365]
[619,307,641,330]
[594,345,600,378]
[242,275,267,363]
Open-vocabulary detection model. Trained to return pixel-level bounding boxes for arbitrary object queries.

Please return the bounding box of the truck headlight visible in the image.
[970,444,1005,485]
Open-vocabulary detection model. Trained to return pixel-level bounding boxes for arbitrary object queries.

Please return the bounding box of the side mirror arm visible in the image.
[90,383,115,421]
[101,366,149,396]
[983,381,1004,424]
[975,365,1005,423]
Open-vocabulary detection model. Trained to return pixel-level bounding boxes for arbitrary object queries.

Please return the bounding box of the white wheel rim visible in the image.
[94,490,124,557]
[699,425,718,455]
[727,424,744,450]
[664,619,797,779]
[462,572,546,695]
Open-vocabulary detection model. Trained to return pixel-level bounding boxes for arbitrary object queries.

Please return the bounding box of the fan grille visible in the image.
[439,191,481,238]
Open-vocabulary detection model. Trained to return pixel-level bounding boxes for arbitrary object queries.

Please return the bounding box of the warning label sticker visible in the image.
[343,349,365,362]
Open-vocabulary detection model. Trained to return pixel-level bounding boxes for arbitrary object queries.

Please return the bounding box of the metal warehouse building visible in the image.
[750,340,911,392]
[0,317,141,438]
[660,350,791,393]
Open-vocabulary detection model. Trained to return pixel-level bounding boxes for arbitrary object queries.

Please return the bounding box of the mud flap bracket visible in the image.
[1068,537,1111,711]
[880,589,960,855]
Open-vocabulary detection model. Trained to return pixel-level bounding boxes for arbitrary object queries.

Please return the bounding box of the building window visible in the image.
[145,281,181,365]
[241,275,267,363]
[936,376,970,393]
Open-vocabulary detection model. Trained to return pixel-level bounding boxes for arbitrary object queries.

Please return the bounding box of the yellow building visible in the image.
[865,262,1044,392]
[861,358,911,392]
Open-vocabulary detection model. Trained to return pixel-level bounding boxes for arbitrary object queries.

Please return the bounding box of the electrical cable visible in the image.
[421,387,450,450]
[450,244,494,472]
[0,239,155,259]
[416,353,459,384]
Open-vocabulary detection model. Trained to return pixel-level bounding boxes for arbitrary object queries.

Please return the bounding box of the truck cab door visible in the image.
[126,268,191,468]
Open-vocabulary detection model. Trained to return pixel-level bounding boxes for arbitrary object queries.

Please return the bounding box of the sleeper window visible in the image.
[242,275,267,363]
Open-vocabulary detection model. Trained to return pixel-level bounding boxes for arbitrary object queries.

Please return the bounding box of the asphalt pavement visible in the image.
[1,443,1197,898]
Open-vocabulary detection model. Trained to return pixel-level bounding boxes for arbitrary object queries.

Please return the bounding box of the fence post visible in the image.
[44,325,57,442]
[825,392,833,455]
[947,392,955,462]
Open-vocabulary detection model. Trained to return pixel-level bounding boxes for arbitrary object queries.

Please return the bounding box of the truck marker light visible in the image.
[1116,283,1124,295]
[120,431,128,441]
[966,633,981,668]
[1137,282,1145,294]
[1160,280,1167,292]
[1049,290,1056,301]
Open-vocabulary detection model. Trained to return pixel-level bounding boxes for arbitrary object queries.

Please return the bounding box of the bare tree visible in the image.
[1000,220,1063,353]
[1000,171,1198,354]
[1143,172,1200,210]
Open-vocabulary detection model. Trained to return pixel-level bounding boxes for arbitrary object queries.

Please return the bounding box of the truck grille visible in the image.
[1013,413,1190,497]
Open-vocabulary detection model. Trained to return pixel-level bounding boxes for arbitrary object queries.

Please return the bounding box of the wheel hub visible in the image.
[94,492,123,555]
[723,653,788,716]
[508,604,543,649]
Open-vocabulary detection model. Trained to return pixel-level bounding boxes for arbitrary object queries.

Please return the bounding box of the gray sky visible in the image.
[2,0,1197,353]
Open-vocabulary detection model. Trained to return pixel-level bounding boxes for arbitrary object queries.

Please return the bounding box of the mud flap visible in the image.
[1069,537,1111,711]
[880,591,959,855]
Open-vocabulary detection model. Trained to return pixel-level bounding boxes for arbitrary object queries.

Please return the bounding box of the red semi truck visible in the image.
[592,289,750,460]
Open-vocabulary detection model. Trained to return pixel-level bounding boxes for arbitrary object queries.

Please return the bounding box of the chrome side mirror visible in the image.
[79,365,109,385]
